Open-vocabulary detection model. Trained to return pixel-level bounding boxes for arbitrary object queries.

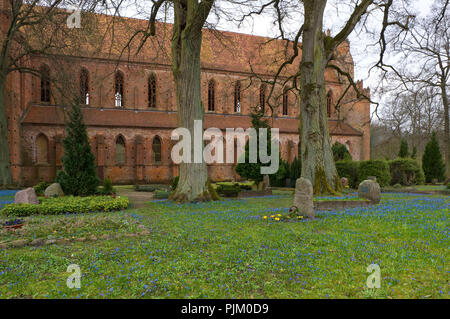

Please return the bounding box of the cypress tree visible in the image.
[422,132,446,182]
[56,101,99,195]
[398,139,409,158]
[235,106,273,186]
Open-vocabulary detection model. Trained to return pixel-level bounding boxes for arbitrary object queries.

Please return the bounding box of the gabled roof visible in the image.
[27,8,353,77]
[328,120,362,136]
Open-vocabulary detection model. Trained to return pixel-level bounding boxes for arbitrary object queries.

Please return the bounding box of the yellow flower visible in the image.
[277,214,281,217]
[274,218,280,221]
[263,216,267,219]
[270,215,275,218]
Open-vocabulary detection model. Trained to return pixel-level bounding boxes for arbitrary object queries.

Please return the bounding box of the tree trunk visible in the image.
[441,82,450,180]
[169,2,218,203]
[299,0,340,195]
[0,79,13,186]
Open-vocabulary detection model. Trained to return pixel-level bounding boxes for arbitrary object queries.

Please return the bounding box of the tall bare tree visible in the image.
[386,0,449,177]
[132,0,219,202]
[0,0,73,186]
[240,0,411,194]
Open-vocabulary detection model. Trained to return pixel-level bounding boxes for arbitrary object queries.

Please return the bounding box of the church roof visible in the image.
[328,120,363,136]
[31,9,353,78]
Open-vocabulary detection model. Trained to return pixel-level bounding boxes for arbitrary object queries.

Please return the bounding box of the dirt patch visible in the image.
[116,189,154,208]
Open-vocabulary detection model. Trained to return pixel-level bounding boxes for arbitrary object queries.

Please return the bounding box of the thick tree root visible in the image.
[313,166,340,196]
[169,179,220,203]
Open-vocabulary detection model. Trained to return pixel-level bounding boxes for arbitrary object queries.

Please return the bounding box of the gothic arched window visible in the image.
[327,91,333,117]
[80,68,90,105]
[40,65,51,103]
[208,79,215,111]
[152,136,162,163]
[282,87,289,115]
[115,135,126,165]
[259,84,266,113]
[234,81,241,113]
[148,74,156,108]
[115,71,124,107]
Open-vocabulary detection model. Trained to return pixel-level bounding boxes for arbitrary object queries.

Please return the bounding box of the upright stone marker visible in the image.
[293,177,314,218]
[340,177,349,188]
[15,188,39,204]
[44,183,64,197]
[358,180,381,204]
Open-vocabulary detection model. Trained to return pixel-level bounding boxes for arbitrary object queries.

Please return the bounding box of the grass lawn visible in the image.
[414,185,447,191]
[0,191,448,299]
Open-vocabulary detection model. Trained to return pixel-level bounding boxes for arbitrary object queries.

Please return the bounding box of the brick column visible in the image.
[135,135,144,183]
[95,134,105,181]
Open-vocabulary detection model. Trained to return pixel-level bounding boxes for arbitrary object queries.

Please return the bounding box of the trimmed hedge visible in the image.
[216,182,252,190]
[335,160,359,189]
[154,190,171,199]
[216,184,240,197]
[358,160,391,187]
[389,158,425,186]
[0,196,129,217]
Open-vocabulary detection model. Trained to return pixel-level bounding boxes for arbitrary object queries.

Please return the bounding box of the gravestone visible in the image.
[340,177,349,188]
[358,180,381,204]
[367,176,377,181]
[14,188,39,204]
[293,177,314,218]
[44,183,64,197]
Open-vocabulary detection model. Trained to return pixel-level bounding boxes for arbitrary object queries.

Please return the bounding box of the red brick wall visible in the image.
[2,15,371,186]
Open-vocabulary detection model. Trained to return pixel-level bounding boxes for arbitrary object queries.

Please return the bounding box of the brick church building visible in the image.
[1,3,370,186]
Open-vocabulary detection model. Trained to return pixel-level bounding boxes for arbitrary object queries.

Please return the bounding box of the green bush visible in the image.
[33,181,51,196]
[98,178,115,195]
[447,183,450,190]
[216,182,252,190]
[335,160,359,189]
[154,190,171,199]
[238,183,252,191]
[135,185,158,192]
[269,159,289,187]
[288,157,302,187]
[0,196,129,217]
[332,142,352,161]
[389,158,425,186]
[358,160,391,186]
[135,184,168,192]
[216,184,240,197]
